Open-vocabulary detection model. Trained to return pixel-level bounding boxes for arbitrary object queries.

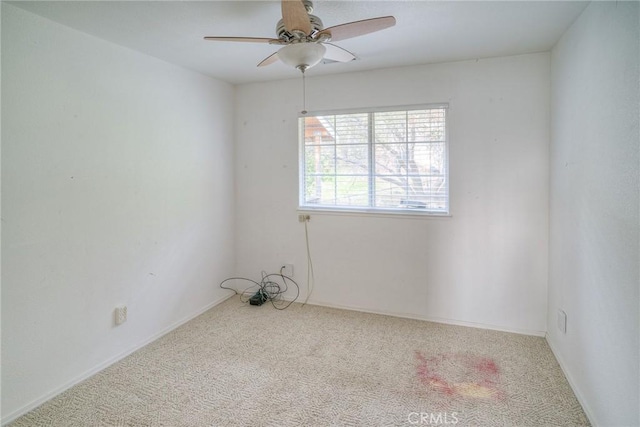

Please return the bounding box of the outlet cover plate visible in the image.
[115,306,127,325]
[557,309,567,334]
[282,264,294,277]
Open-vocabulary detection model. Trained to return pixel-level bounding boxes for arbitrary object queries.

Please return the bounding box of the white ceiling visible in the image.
[9,1,589,84]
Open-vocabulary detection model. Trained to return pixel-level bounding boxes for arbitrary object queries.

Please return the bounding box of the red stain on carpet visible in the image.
[415,351,503,399]
[473,358,499,375]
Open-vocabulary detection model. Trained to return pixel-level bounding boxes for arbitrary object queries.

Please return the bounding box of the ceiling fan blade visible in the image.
[281,0,312,35]
[204,36,283,45]
[317,16,396,42]
[257,52,280,67]
[323,43,356,63]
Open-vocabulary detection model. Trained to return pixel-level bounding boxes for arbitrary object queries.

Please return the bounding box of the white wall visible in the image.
[1,4,235,421]
[548,2,639,426]
[235,53,550,335]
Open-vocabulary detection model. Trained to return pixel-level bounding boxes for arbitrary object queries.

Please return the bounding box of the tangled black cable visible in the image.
[219,268,300,310]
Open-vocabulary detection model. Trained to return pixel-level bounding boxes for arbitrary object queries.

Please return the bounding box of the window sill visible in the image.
[297,206,452,220]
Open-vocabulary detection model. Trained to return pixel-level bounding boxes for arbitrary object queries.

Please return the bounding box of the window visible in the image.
[299,105,449,215]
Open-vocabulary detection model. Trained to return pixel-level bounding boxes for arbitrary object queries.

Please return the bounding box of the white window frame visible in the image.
[298,104,450,216]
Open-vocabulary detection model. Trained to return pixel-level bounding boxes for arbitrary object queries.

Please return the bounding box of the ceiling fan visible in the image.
[204,0,396,73]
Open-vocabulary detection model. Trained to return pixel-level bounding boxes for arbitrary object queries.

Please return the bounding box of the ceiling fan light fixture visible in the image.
[278,43,326,71]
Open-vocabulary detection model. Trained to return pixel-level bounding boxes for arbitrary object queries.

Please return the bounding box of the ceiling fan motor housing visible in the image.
[276,15,323,41]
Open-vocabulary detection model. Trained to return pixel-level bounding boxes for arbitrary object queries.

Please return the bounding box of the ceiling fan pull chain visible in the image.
[301,69,308,115]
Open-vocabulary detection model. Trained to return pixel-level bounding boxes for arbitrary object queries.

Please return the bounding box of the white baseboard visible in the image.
[545,333,597,426]
[1,292,235,426]
[290,296,546,337]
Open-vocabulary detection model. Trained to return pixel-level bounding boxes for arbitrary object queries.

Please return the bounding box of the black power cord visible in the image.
[219,268,300,310]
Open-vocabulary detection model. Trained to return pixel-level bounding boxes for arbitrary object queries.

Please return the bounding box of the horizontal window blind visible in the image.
[300,106,448,214]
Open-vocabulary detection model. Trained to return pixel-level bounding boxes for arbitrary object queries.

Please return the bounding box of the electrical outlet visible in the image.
[115,306,127,325]
[281,264,294,277]
[557,309,567,334]
[298,214,311,222]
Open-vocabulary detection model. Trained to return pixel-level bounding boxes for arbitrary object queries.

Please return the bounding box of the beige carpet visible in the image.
[10,296,590,426]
